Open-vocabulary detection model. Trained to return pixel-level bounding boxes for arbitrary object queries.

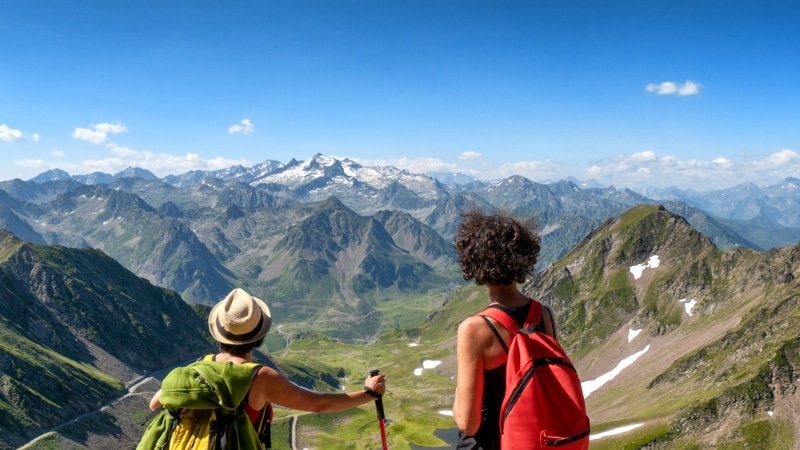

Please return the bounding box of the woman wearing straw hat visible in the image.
[148,288,386,422]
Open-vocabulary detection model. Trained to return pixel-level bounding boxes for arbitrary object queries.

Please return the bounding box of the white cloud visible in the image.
[206,157,251,170]
[582,148,800,189]
[94,122,127,134]
[0,124,25,142]
[645,80,702,96]
[459,151,483,161]
[73,122,127,144]
[228,118,255,136]
[99,142,250,175]
[764,149,798,166]
[630,150,657,162]
[73,127,106,144]
[16,141,250,178]
[495,160,561,178]
[31,133,41,143]
[354,155,563,182]
[352,156,461,174]
[713,157,732,165]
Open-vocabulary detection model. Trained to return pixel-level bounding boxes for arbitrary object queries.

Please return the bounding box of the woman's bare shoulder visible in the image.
[256,365,281,379]
[457,314,486,332]
[457,314,495,346]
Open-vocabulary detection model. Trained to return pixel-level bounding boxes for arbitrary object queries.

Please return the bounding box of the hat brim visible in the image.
[208,295,271,345]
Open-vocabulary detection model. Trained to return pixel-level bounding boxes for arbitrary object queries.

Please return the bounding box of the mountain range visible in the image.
[2,154,798,341]
[2,197,799,447]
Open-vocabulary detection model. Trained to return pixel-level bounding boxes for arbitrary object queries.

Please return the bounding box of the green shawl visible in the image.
[137,360,261,450]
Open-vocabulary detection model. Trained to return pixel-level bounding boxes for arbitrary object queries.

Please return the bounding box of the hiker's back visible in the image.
[137,359,263,450]
[480,302,590,450]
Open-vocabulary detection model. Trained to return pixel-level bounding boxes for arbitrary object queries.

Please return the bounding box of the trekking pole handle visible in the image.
[369,369,385,420]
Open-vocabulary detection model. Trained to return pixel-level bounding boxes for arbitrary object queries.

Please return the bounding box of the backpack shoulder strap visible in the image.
[253,403,272,448]
[478,306,518,335]
[479,315,510,353]
[540,304,558,340]
[478,300,543,335]
[241,362,271,447]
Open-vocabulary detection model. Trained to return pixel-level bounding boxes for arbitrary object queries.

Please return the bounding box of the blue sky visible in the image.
[2,0,799,190]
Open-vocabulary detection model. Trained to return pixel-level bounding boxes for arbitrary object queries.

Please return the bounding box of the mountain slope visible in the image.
[524,205,800,447]
[256,197,456,339]
[0,231,212,449]
[662,200,761,250]
[0,179,83,204]
[0,190,45,244]
[373,209,459,272]
[26,185,236,302]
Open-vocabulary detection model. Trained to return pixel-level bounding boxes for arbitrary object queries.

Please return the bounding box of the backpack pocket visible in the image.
[169,409,214,450]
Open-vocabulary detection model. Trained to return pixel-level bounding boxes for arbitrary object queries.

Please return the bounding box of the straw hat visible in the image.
[208,288,272,345]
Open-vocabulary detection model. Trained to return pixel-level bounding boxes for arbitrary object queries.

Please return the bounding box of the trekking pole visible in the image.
[369,368,389,450]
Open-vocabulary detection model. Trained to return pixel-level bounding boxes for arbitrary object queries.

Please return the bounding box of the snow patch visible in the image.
[422,360,442,369]
[414,360,442,376]
[629,255,661,280]
[408,342,419,347]
[678,298,698,316]
[582,345,651,398]
[628,328,642,343]
[540,224,562,236]
[590,423,644,440]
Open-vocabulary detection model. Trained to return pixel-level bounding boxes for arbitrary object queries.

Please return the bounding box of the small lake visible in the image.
[410,428,459,449]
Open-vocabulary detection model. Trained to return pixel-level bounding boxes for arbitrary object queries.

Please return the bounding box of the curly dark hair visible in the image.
[219,337,265,356]
[454,210,540,285]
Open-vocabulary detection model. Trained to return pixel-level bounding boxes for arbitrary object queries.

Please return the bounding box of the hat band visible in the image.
[215,314,264,343]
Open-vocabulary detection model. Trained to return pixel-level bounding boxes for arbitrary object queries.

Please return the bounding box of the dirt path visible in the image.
[17,360,192,450]
[17,382,150,449]
[290,415,299,450]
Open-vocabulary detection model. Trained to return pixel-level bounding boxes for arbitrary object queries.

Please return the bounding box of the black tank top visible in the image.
[456,301,532,450]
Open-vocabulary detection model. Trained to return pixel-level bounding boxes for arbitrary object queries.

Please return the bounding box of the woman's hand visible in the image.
[364,372,386,396]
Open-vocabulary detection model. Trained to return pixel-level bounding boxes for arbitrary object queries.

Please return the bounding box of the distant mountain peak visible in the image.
[30,168,72,183]
[777,177,800,190]
[318,195,349,210]
[114,167,159,181]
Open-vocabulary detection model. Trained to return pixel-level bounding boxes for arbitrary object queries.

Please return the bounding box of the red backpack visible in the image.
[479,301,590,449]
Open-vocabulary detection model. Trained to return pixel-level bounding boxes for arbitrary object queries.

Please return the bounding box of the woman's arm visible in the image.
[250,367,386,413]
[453,317,485,436]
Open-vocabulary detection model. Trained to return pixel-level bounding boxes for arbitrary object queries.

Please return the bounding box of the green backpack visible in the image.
[137,357,270,450]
